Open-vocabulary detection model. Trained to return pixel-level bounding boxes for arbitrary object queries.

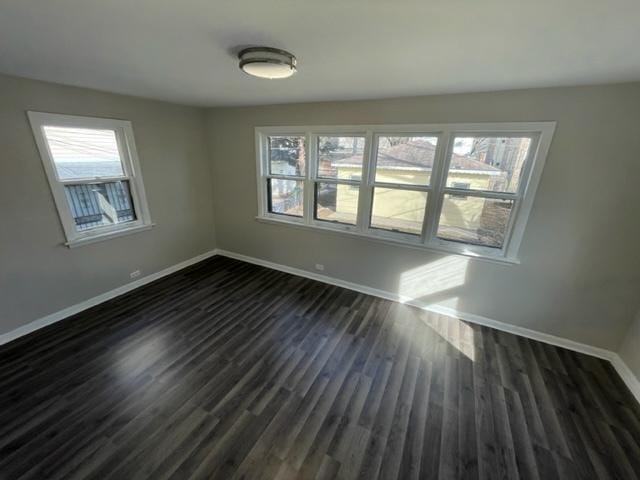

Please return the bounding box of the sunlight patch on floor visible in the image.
[394,303,476,362]
[420,310,476,361]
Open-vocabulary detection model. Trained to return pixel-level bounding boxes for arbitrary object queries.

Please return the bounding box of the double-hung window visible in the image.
[314,134,366,226]
[256,123,555,262]
[29,112,152,247]
[264,134,306,217]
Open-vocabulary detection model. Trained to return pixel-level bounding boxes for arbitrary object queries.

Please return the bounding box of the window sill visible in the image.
[65,223,155,249]
[255,216,520,265]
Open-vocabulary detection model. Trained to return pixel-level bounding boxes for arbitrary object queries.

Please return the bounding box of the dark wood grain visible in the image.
[1,255,639,479]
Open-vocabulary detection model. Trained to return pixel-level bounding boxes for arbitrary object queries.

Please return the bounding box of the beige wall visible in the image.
[0,74,216,336]
[207,83,640,351]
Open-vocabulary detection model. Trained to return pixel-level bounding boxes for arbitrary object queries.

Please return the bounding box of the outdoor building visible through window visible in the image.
[315,182,358,225]
[255,124,553,261]
[318,136,365,180]
[371,188,427,235]
[374,136,438,185]
[314,135,366,226]
[448,136,531,193]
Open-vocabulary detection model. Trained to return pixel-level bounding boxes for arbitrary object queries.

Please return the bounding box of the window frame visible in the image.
[312,132,367,229]
[258,131,308,221]
[365,131,443,242]
[28,111,153,248]
[255,122,555,263]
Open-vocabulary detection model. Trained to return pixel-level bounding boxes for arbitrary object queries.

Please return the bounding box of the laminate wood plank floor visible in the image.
[1,255,639,479]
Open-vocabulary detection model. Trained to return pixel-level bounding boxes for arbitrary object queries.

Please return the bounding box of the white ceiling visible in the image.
[1,0,639,107]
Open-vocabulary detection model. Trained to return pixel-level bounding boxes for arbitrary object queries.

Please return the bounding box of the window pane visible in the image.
[448,136,532,193]
[43,126,125,180]
[64,181,136,231]
[315,182,358,225]
[318,136,365,180]
[370,187,427,235]
[374,136,438,186]
[269,136,305,176]
[267,178,303,217]
[437,194,514,248]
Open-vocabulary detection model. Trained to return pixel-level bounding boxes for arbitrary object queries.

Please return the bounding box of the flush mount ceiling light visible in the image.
[238,47,297,79]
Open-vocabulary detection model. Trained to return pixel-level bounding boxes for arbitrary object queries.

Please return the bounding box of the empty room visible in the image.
[1,1,640,479]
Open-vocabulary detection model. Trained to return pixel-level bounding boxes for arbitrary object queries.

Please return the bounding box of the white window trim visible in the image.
[255,122,556,263]
[28,111,153,248]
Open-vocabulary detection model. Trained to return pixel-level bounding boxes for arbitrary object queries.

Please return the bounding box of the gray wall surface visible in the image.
[2,72,639,359]
[0,74,216,336]
[619,310,640,382]
[207,83,640,351]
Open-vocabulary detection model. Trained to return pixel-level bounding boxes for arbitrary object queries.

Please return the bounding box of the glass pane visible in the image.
[268,178,303,217]
[43,126,125,180]
[437,194,514,248]
[315,182,358,225]
[269,136,305,176]
[370,187,427,235]
[448,136,532,193]
[318,136,366,180]
[374,136,438,186]
[64,181,136,232]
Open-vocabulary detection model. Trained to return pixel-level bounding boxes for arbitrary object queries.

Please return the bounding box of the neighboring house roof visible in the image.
[331,138,501,174]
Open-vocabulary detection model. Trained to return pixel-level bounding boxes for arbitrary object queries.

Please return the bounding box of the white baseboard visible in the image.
[0,249,218,347]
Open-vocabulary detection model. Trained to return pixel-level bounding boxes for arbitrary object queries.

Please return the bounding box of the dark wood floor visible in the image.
[1,256,640,480]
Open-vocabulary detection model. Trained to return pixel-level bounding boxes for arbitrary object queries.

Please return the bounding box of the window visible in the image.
[256,123,555,261]
[29,112,152,247]
[265,135,305,217]
[437,135,533,249]
[370,135,437,236]
[315,135,365,225]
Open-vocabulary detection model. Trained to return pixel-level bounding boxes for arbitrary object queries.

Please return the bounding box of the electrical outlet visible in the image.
[315,264,325,272]
[130,270,141,279]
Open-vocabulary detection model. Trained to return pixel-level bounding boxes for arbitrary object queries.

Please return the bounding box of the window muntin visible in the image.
[256,123,554,261]
[29,112,152,246]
